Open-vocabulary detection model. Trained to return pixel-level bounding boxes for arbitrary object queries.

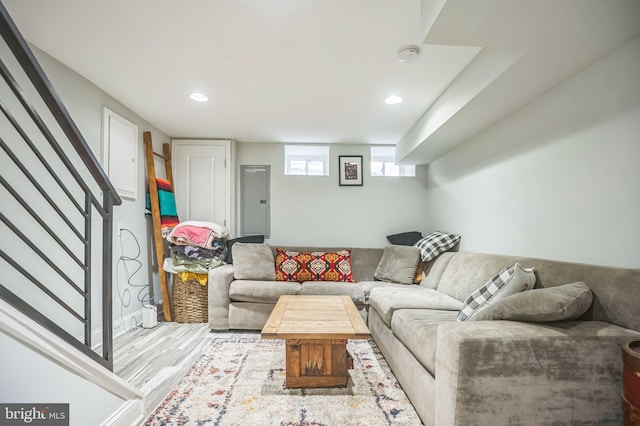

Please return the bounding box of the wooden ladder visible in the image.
[143,131,173,322]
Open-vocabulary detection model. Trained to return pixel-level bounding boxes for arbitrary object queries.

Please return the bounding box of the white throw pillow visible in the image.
[457,263,536,321]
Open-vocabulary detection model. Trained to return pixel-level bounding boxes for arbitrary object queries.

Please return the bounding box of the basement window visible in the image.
[284,145,330,176]
[370,146,416,177]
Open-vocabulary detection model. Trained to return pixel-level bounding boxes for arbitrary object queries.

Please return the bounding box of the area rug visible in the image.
[144,335,422,425]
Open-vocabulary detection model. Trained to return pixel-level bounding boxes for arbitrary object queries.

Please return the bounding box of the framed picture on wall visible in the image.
[339,155,363,186]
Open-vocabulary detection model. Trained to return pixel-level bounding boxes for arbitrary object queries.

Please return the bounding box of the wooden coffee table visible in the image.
[261,295,370,388]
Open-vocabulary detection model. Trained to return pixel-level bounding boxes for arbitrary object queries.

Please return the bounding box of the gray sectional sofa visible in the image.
[208,245,404,330]
[207,244,640,425]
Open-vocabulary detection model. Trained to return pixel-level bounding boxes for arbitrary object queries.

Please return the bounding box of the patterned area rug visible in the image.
[145,336,422,425]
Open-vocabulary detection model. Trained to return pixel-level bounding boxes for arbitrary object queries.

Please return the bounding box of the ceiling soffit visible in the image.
[398,0,640,164]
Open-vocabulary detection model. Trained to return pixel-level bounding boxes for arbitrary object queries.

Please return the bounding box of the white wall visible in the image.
[31,46,171,335]
[424,36,640,268]
[0,332,126,426]
[236,142,430,247]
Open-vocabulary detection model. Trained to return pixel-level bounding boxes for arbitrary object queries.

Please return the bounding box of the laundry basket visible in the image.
[171,274,208,323]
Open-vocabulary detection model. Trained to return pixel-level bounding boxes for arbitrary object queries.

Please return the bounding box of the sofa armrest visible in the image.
[435,320,640,425]
[208,265,235,330]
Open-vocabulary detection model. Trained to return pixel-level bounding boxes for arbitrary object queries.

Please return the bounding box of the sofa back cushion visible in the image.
[429,251,640,331]
[229,280,300,303]
[232,243,276,280]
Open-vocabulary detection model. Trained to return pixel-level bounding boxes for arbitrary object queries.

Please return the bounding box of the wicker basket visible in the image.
[171,274,208,323]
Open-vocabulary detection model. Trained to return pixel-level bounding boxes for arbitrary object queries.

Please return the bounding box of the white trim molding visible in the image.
[100,400,144,426]
[0,299,144,402]
[85,308,143,349]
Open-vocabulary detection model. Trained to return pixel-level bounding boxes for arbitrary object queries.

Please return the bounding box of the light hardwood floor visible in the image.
[112,322,259,416]
[112,322,211,414]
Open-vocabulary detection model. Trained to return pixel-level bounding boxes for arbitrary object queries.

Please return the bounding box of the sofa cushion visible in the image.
[359,281,411,304]
[469,282,593,322]
[374,245,422,285]
[432,251,640,332]
[229,302,275,330]
[300,282,365,307]
[386,231,423,246]
[391,309,459,374]
[457,263,536,321]
[225,235,265,264]
[275,248,355,282]
[232,243,276,281]
[369,286,463,327]
[414,231,461,262]
[229,280,301,303]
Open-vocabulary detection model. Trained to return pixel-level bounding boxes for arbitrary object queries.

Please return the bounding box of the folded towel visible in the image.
[170,226,215,249]
[172,221,229,239]
[176,272,209,286]
[170,242,225,259]
[167,221,229,249]
[162,257,224,275]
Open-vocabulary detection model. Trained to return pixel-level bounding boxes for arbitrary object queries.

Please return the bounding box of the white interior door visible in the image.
[172,140,231,228]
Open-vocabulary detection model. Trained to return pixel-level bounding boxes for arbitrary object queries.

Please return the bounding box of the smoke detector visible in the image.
[397,45,420,63]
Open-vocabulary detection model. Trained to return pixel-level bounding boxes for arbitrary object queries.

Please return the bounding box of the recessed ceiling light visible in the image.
[385,95,403,105]
[190,92,208,102]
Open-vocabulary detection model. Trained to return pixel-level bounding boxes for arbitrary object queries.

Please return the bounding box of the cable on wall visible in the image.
[114,228,151,332]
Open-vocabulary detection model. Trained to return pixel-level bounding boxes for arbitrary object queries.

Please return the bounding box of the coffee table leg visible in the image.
[285,339,350,388]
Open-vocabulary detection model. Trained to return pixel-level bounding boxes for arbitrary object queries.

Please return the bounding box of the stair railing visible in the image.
[0,1,122,370]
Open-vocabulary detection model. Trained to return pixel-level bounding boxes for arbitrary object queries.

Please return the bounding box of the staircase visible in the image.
[0,2,143,424]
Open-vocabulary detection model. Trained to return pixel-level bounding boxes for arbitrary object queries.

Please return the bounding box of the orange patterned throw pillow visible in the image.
[275,248,355,283]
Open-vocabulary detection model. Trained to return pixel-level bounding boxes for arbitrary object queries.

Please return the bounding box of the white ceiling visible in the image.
[3,0,640,164]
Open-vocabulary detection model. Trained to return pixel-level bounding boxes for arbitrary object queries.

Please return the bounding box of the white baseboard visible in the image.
[101,399,145,426]
[79,309,143,349]
[110,308,144,339]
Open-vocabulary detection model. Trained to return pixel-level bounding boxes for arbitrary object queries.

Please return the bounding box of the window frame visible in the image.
[370,146,416,177]
[284,145,330,176]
